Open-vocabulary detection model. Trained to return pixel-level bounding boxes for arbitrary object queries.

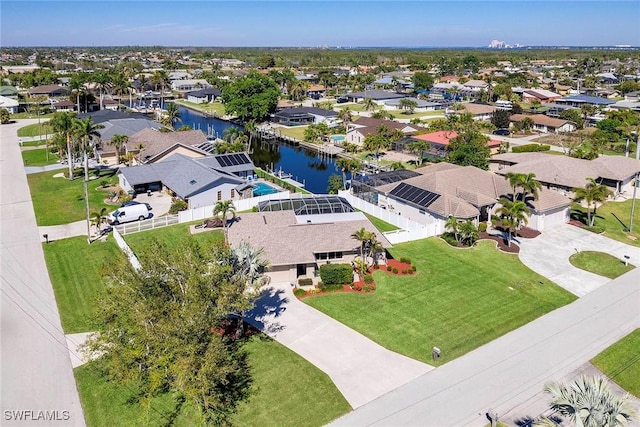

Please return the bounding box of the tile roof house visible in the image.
[509,114,577,133]
[490,152,640,197]
[28,84,69,97]
[410,131,502,158]
[227,209,390,283]
[454,102,498,121]
[118,153,254,208]
[346,117,421,147]
[360,162,571,233]
[522,88,562,103]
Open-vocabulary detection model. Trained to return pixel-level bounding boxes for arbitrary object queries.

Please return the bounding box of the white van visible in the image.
[107,204,152,225]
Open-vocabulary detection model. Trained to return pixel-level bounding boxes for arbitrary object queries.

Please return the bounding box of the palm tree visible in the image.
[90,207,108,234]
[408,140,431,166]
[458,220,479,246]
[162,102,181,127]
[336,158,363,190]
[93,71,112,110]
[50,112,78,180]
[363,125,392,160]
[111,134,128,163]
[151,70,169,108]
[244,120,257,152]
[504,172,526,202]
[213,200,236,243]
[351,227,372,264]
[223,126,243,143]
[288,80,309,101]
[538,376,635,427]
[338,107,353,130]
[519,173,542,202]
[445,216,460,243]
[495,197,530,247]
[68,75,85,113]
[574,178,612,227]
[231,241,271,338]
[74,117,104,181]
[362,97,376,111]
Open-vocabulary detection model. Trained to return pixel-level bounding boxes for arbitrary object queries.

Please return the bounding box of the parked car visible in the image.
[107,204,152,225]
[121,200,152,211]
[336,96,349,103]
[493,128,511,136]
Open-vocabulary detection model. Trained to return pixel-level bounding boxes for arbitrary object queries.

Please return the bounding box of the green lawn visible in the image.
[43,236,124,333]
[10,112,56,119]
[276,125,308,141]
[17,121,53,137]
[571,200,640,246]
[591,328,640,397]
[363,212,399,232]
[124,222,224,255]
[305,238,576,365]
[174,99,226,117]
[569,251,635,279]
[21,139,48,147]
[388,109,445,120]
[21,148,59,166]
[75,335,351,427]
[27,169,120,226]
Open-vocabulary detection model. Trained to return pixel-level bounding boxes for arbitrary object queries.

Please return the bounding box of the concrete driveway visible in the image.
[518,224,640,296]
[245,282,433,409]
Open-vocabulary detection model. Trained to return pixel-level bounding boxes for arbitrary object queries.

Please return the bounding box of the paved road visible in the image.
[245,282,434,409]
[331,270,640,426]
[518,224,640,296]
[1,120,86,426]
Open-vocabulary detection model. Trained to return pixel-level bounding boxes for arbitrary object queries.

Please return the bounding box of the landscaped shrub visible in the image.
[324,284,343,292]
[319,263,353,285]
[411,265,417,272]
[392,267,398,274]
[373,263,379,270]
[478,222,487,232]
[387,265,392,271]
[441,232,459,247]
[364,282,376,292]
[400,257,411,264]
[363,275,374,284]
[402,269,408,275]
[317,281,324,290]
[298,278,313,287]
[512,143,551,153]
[168,199,188,214]
[293,288,307,298]
[99,180,109,188]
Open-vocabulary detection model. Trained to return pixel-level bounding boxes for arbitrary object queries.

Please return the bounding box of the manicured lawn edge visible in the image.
[569,251,635,279]
[591,328,640,397]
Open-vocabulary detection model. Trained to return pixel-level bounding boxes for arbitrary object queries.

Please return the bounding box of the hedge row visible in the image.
[512,144,551,153]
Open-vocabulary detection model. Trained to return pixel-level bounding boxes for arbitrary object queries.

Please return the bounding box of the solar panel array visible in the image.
[194,142,217,154]
[216,153,251,167]
[353,169,420,187]
[389,182,440,208]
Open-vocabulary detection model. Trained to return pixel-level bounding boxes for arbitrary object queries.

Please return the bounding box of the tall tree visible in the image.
[162,102,182,127]
[363,125,393,160]
[338,107,353,130]
[408,140,431,166]
[491,109,511,129]
[447,131,491,170]
[573,177,612,227]
[213,200,237,243]
[445,216,461,243]
[222,72,280,122]
[351,227,374,266]
[335,158,363,190]
[50,111,78,180]
[412,72,434,92]
[537,376,635,427]
[362,97,376,111]
[110,134,128,162]
[87,240,254,426]
[74,117,104,181]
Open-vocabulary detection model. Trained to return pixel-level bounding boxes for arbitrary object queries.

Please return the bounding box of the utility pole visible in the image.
[629,141,640,233]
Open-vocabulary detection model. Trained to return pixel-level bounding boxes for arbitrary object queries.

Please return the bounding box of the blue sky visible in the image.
[1,1,639,47]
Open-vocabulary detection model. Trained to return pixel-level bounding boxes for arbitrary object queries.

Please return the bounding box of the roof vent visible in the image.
[306,220,312,224]
[189,179,197,185]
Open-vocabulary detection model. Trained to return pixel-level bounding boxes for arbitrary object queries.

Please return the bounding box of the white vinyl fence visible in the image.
[178,191,291,223]
[112,227,141,270]
[338,190,439,243]
[114,214,179,235]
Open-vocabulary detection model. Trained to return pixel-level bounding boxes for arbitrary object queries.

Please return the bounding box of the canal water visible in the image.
[176,106,342,194]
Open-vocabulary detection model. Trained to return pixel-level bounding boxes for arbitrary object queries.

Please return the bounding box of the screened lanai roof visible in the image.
[352,169,420,187]
[257,195,356,215]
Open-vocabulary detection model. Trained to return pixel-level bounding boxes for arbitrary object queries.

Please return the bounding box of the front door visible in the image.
[296,264,306,277]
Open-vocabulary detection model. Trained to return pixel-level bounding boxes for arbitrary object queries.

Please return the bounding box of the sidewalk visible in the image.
[245,282,433,409]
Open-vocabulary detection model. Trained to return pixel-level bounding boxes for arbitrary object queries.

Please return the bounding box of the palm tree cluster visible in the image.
[536,376,635,427]
[350,227,384,273]
[573,177,612,227]
[335,158,363,190]
[444,217,479,246]
[213,200,237,243]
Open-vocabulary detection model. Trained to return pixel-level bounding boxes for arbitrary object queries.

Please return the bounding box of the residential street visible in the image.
[1,119,85,426]
[331,270,640,426]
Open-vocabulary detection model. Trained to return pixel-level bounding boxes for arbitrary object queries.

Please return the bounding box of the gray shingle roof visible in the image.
[345,90,405,100]
[274,107,338,118]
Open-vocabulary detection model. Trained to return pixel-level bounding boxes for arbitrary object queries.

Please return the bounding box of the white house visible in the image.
[171,79,211,92]
[0,95,19,114]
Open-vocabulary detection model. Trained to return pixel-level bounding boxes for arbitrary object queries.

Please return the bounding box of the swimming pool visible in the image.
[330,135,346,142]
[253,182,279,196]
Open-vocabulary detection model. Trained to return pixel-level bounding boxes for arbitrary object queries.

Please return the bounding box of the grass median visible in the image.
[305,238,576,365]
[591,328,640,397]
[569,250,635,279]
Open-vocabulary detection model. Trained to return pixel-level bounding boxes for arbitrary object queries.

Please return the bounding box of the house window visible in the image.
[217,191,222,201]
[231,189,235,198]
